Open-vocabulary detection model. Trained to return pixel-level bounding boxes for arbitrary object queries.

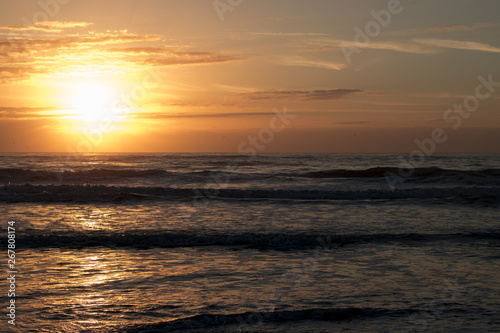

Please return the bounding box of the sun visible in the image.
[69,82,122,123]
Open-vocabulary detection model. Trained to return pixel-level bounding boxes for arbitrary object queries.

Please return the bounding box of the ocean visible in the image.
[1,153,499,332]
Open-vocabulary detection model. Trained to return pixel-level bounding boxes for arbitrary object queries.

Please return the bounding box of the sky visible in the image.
[0,0,499,153]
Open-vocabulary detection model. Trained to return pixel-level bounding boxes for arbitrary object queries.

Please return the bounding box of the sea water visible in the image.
[1,153,499,332]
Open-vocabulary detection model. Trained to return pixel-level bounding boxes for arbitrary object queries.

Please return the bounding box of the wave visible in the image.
[0,184,499,205]
[0,167,265,184]
[111,307,423,332]
[295,167,500,179]
[3,166,499,184]
[9,231,500,250]
[0,168,172,183]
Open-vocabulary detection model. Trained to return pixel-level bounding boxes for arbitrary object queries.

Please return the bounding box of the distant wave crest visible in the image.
[0,184,499,205]
[9,231,500,250]
[115,306,450,332]
[0,168,170,182]
[295,166,500,179]
[2,166,500,184]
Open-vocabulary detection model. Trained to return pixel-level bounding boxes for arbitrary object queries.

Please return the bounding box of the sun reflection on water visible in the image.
[75,209,112,231]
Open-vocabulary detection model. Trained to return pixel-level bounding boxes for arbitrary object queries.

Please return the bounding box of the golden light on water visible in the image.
[75,209,114,231]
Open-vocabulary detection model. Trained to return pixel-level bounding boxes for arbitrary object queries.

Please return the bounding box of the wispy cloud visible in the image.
[277,55,346,70]
[107,47,241,59]
[0,66,39,83]
[300,36,499,57]
[0,30,161,82]
[18,31,162,49]
[239,89,362,101]
[0,24,245,83]
[1,30,161,55]
[0,25,58,32]
[0,106,63,119]
[0,21,92,33]
[130,111,274,119]
[298,39,438,55]
[297,45,337,52]
[428,22,500,32]
[360,41,438,54]
[38,21,93,29]
[331,121,371,125]
[251,32,330,37]
[107,47,171,55]
[108,48,245,66]
[214,84,260,94]
[415,38,500,53]
[142,55,244,66]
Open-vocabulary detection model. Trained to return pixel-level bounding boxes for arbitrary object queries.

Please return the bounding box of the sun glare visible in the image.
[70,82,121,123]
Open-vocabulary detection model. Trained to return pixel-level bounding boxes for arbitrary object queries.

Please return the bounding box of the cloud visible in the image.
[37,21,92,29]
[143,101,237,109]
[0,106,63,119]
[1,31,162,57]
[298,45,337,52]
[108,47,226,57]
[0,67,36,74]
[130,111,275,119]
[299,39,439,56]
[0,21,92,33]
[0,26,244,83]
[428,23,500,32]
[215,84,259,94]
[251,32,330,37]
[106,47,168,55]
[415,38,500,54]
[0,30,162,82]
[142,54,244,66]
[16,32,162,49]
[239,89,362,101]
[0,66,40,83]
[306,36,499,58]
[360,41,438,54]
[0,25,57,32]
[107,47,245,65]
[331,121,371,125]
[278,56,346,70]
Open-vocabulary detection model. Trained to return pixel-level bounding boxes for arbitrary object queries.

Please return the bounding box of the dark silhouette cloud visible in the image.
[239,89,362,101]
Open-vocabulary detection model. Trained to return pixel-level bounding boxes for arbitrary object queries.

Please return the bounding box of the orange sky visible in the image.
[0,0,499,152]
